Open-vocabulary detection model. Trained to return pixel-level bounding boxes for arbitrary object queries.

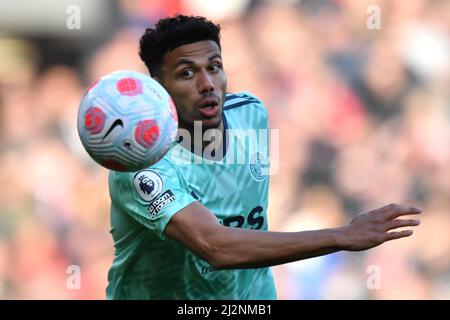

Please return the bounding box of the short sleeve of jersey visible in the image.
[234,91,269,128]
[110,158,198,240]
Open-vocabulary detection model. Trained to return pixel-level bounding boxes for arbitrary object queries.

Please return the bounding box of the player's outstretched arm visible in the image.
[164,202,422,269]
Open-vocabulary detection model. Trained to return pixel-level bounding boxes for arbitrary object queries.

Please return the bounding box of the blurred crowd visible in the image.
[0,0,449,299]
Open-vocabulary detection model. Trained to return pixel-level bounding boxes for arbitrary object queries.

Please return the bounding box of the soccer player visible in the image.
[106,15,422,299]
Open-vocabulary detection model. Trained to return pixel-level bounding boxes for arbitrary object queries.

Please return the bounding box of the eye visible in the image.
[209,63,222,73]
[180,70,193,79]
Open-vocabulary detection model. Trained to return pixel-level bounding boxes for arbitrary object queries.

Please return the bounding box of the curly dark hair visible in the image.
[139,15,221,78]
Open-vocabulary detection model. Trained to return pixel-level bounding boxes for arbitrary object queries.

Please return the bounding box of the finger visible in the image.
[380,203,398,213]
[385,230,414,241]
[385,219,420,231]
[387,206,423,220]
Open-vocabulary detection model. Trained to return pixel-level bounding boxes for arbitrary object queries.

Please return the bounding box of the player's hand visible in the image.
[340,203,422,251]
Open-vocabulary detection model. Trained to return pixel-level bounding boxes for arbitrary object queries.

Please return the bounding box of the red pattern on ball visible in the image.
[102,160,127,171]
[116,77,143,96]
[169,97,178,123]
[84,106,105,134]
[84,79,99,95]
[135,120,160,148]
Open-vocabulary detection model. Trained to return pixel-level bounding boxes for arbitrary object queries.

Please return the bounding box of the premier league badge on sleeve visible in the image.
[133,170,164,202]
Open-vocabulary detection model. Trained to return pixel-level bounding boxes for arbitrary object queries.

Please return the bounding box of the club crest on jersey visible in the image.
[249,152,268,182]
[133,170,163,202]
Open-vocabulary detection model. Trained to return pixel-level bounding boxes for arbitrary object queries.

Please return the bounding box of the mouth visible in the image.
[198,97,220,118]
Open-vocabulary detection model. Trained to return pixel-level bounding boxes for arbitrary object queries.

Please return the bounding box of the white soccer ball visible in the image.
[77,71,178,172]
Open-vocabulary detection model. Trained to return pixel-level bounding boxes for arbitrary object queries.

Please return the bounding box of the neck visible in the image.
[177,119,224,158]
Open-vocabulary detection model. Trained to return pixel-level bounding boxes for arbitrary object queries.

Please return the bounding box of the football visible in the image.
[77,70,178,171]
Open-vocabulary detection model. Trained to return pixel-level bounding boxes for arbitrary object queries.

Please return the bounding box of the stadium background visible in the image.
[0,0,449,299]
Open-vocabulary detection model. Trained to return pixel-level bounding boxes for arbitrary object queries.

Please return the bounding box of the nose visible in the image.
[197,70,215,94]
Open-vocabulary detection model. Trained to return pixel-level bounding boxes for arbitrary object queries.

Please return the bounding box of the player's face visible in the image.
[156,40,227,131]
